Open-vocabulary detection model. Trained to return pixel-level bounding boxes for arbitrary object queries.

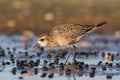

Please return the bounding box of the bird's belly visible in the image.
[55,37,70,46]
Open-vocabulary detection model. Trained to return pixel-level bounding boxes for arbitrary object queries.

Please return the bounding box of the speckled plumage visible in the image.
[37,21,106,47]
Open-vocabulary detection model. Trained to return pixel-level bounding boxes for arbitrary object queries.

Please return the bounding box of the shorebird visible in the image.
[34,21,107,64]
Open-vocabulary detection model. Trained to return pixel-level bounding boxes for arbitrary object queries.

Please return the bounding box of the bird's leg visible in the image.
[73,45,77,60]
[64,47,72,65]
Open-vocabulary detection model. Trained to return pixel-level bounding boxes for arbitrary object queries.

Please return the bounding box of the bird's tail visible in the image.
[96,21,107,27]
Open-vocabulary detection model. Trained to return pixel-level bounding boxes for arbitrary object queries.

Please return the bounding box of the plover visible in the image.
[34,21,107,64]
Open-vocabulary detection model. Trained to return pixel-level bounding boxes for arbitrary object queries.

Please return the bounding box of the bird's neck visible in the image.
[47,36,59,47]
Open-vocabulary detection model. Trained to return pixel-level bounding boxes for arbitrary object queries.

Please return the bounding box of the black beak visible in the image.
[33,43,40,49]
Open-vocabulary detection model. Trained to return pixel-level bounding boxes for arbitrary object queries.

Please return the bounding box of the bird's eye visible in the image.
[40,39,44,41]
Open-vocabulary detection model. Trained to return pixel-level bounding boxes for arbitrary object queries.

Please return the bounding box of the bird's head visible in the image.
[33,33,50,48]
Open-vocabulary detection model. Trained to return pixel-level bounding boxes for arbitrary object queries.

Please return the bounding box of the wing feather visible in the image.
[50,24,95,38]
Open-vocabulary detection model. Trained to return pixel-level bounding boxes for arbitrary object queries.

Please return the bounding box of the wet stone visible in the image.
[97,61,102,65]
[7,47,10,50]
[54,58,59,65]
[89,71,95,78]
[65,69,71,76]
[76,63,83,71]
[8,51,11,55]
[106,75,112,79]
[111,54,114,61]
[13,48,16,54]
[21,70,27,74]
[43,60,48,65]
[91,67,96,71]
[102,52,105,58]
[84,64,89,70]
[18,76,23,80]
[11,67,17,75]
[78,62,84,66]
[27,61,34,68]
[34,59,40,66]
[49,65,55,70]
[49,63,54,66]
[59,65,64,71]
[108,63,113,68]
[116,64,120,68]
[59,63,64,66]
[34,68,38,75]
[72,59,78,65]
[5,61,10,65]
[48,73,54,78]
[2,62,5,66]
[40,47,44,51]
[24,52,28,57]
[42,66,48,71]
[0,48,5,57]
[67,63,71,65]
[105,62,108,66]
[10,59,15,63]
[47,54,52,59]
[10,54,14,59]
[36,52,42,57]
[102,66,107,71]
[40,73,47,77]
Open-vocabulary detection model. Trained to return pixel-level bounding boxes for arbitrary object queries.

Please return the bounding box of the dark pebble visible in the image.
[77,63,83,71]
[111,54,114,61]
[106,75,112,79]
[97,61,102,65]
[2,62,6,66]
[40,73,47,77]
[49,65,55,70]
[21,70,27,74]
[10,58,15,62]
[34,59,40,66]
[108,63,113,68]
[102,52,105,58]
[43,60,48,65]
[0,48,5,56]
[65,69,71,76]
[34,68,38,75]
[27,61,34,68]
[89,71,95,78]
[91,67,96,71]
[59,63,64,66]
[36,52,42,57]
[42,66,48,71]
[105,62,108,65]
[47,54,52,59]
[8,51,11,55]
[10,54,14,59]
[102,66,107,71]
[54,58,59,65]
[72,59,77,65]
[116,64,120,68]
[7,47,10,50]
[59,65,64,71]
[48,73,54,78]
[5,61,10,65]
[40,47,44,51]
[67,63,71,65]
[19,76,23,80]
[24,52,28,57]
[77,62,84,66]
[11,67,17,75]
[84,64,89,70]
[49,63,54,66]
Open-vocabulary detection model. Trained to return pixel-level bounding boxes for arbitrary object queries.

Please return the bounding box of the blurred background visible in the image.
[0,0,120,35]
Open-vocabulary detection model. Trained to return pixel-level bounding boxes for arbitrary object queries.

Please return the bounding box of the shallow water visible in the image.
[0,34,120,80]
